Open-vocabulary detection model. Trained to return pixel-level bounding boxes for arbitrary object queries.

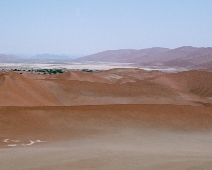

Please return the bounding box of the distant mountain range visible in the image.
[76,46,212,69]
[0,53,83,60]
[0,54,18,60]
[1,47,212,69]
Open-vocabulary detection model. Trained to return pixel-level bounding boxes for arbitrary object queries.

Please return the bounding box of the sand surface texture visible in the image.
[1,69,212,169]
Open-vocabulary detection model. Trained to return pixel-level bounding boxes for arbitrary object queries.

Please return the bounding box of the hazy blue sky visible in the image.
[0,0,212,55]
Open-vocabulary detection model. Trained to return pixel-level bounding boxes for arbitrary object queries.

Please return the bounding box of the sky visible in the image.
[0,0,212,55]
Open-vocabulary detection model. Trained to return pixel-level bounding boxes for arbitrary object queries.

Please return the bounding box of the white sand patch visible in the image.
[105,74,123,80]
[23,140,35,146]
[3,139,46,147]
[35,140,46,143]
[3,139,19,143]
[7,144,17,147]
[22,140,46,146]
[139,67,188,72]
[3,139,10,142]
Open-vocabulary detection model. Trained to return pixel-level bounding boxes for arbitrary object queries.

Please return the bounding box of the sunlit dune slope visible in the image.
[162,70,212,97]
[41,69,211,105]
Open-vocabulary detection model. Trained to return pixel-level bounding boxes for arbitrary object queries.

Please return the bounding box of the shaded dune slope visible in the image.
[0,72,60,106]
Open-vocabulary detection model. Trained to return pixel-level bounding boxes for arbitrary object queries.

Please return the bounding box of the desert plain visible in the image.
[1,67,212,170]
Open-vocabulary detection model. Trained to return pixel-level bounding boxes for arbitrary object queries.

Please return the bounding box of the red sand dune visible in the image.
[0,71,60,106]
[1,69,212,106]
[1,69,212,170]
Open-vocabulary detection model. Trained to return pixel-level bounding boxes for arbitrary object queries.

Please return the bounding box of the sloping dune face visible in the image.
[166,70,212,97]
[0,105,212,170]
[0,72,60,106]
[1,105,212,140]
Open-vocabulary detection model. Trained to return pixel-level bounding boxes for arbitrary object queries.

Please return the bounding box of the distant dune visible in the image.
[0,71,60,106]
[0,68,211,106]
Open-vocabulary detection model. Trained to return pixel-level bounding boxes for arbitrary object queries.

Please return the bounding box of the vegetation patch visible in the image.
[10,68,66,74]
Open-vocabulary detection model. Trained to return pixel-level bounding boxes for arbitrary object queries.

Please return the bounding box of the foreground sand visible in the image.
[1,131,212,170]
[1,105,212,170]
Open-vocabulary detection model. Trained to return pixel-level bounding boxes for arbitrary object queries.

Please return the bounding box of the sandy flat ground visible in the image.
[0,62,188,73]
[0,62,136,70]
[1,105,212,170]
[1,130,212,170]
